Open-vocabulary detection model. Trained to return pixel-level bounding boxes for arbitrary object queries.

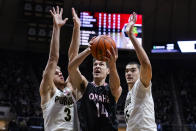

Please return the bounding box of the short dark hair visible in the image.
[126,61,140,70]
[93,58,109,67]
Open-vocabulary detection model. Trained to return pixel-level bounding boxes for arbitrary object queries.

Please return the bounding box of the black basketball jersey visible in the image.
[77,82,118,131]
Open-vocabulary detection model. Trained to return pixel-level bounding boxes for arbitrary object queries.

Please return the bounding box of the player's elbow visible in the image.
[146,63,152,72]
[39,80,51,96]
[68,62,76,73]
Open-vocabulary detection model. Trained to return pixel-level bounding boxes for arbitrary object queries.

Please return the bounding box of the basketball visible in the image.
[90,35,117,61]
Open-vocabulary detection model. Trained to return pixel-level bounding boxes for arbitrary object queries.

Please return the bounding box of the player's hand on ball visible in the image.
[89,36,97,45]
[89,36,97,52]
[104,46,118,67]
[89,35,116,61]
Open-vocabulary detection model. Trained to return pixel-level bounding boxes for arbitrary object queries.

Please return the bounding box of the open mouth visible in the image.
[127,76,133,80]
[60,76,64,80]
[94,69,101,73]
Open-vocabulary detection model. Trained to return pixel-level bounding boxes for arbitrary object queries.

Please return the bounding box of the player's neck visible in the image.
[57,86,64,91]
[56,83,65,91]
[93,78,106,87]
[128,84,134,91]
[56,80,67,89]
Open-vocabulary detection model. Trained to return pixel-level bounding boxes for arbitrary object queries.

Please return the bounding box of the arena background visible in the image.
[0,0,196,131]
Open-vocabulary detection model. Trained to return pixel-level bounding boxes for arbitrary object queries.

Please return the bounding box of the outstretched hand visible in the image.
[72,8,80,27]
[126,12,137,37]
[50,6,68,28]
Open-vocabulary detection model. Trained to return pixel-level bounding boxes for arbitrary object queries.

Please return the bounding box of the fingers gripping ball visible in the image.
[90,35,116,61]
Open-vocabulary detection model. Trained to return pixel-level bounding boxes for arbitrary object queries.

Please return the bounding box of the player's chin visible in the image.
[93,75,100,79]
[93,73,100,77]
[93,74,104,79]
[126,80,134,84]
[59,80,65,85]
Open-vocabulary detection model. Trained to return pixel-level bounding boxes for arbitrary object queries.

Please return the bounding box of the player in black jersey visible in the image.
[68,39,122,131]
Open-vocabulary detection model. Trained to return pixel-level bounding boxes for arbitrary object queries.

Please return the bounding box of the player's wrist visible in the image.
[53,24,62,29]
[74,24,80,28]
[108,62,116,70]
[86,47,91,53]
[128,33,135,39]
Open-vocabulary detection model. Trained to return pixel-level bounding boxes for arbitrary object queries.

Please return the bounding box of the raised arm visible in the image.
[67,8,85,95]
[68,47,91,94]
[68,8,80,62]
[40,6,68,105]
[105,47,122,102]
[126,12,152,87]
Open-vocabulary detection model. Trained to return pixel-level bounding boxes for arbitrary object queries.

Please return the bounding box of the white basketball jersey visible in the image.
[124,79,157,131]
[41,87,74,131]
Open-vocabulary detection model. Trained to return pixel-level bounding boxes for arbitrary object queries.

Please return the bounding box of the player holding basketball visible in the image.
[124,12,157,131]
[40,6,80,131]
[68,38,122,130]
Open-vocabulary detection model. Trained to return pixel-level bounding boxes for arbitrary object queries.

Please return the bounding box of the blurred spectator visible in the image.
[174,70,196,130]
[0,53,43,130]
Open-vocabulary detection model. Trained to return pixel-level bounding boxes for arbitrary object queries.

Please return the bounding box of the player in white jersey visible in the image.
[40,6,80,131]
[124,12,157,131]
[41,81,74,131]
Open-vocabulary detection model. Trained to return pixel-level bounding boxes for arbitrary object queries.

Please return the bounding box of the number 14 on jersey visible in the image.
[96,103,108,117]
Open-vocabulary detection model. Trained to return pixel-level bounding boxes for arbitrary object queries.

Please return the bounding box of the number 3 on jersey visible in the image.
[96,103,108,117]
[64,107,71,121]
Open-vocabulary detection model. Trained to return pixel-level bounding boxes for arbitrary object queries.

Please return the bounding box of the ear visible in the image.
[107,68,110,75]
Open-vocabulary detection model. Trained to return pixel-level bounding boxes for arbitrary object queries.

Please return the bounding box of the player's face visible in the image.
[54,68,65,86]
[93,60,109,79]
[125,64,140,85]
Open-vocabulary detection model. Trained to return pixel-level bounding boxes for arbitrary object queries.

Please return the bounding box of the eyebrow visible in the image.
[125,68,137,71]
[126,67,136,69]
